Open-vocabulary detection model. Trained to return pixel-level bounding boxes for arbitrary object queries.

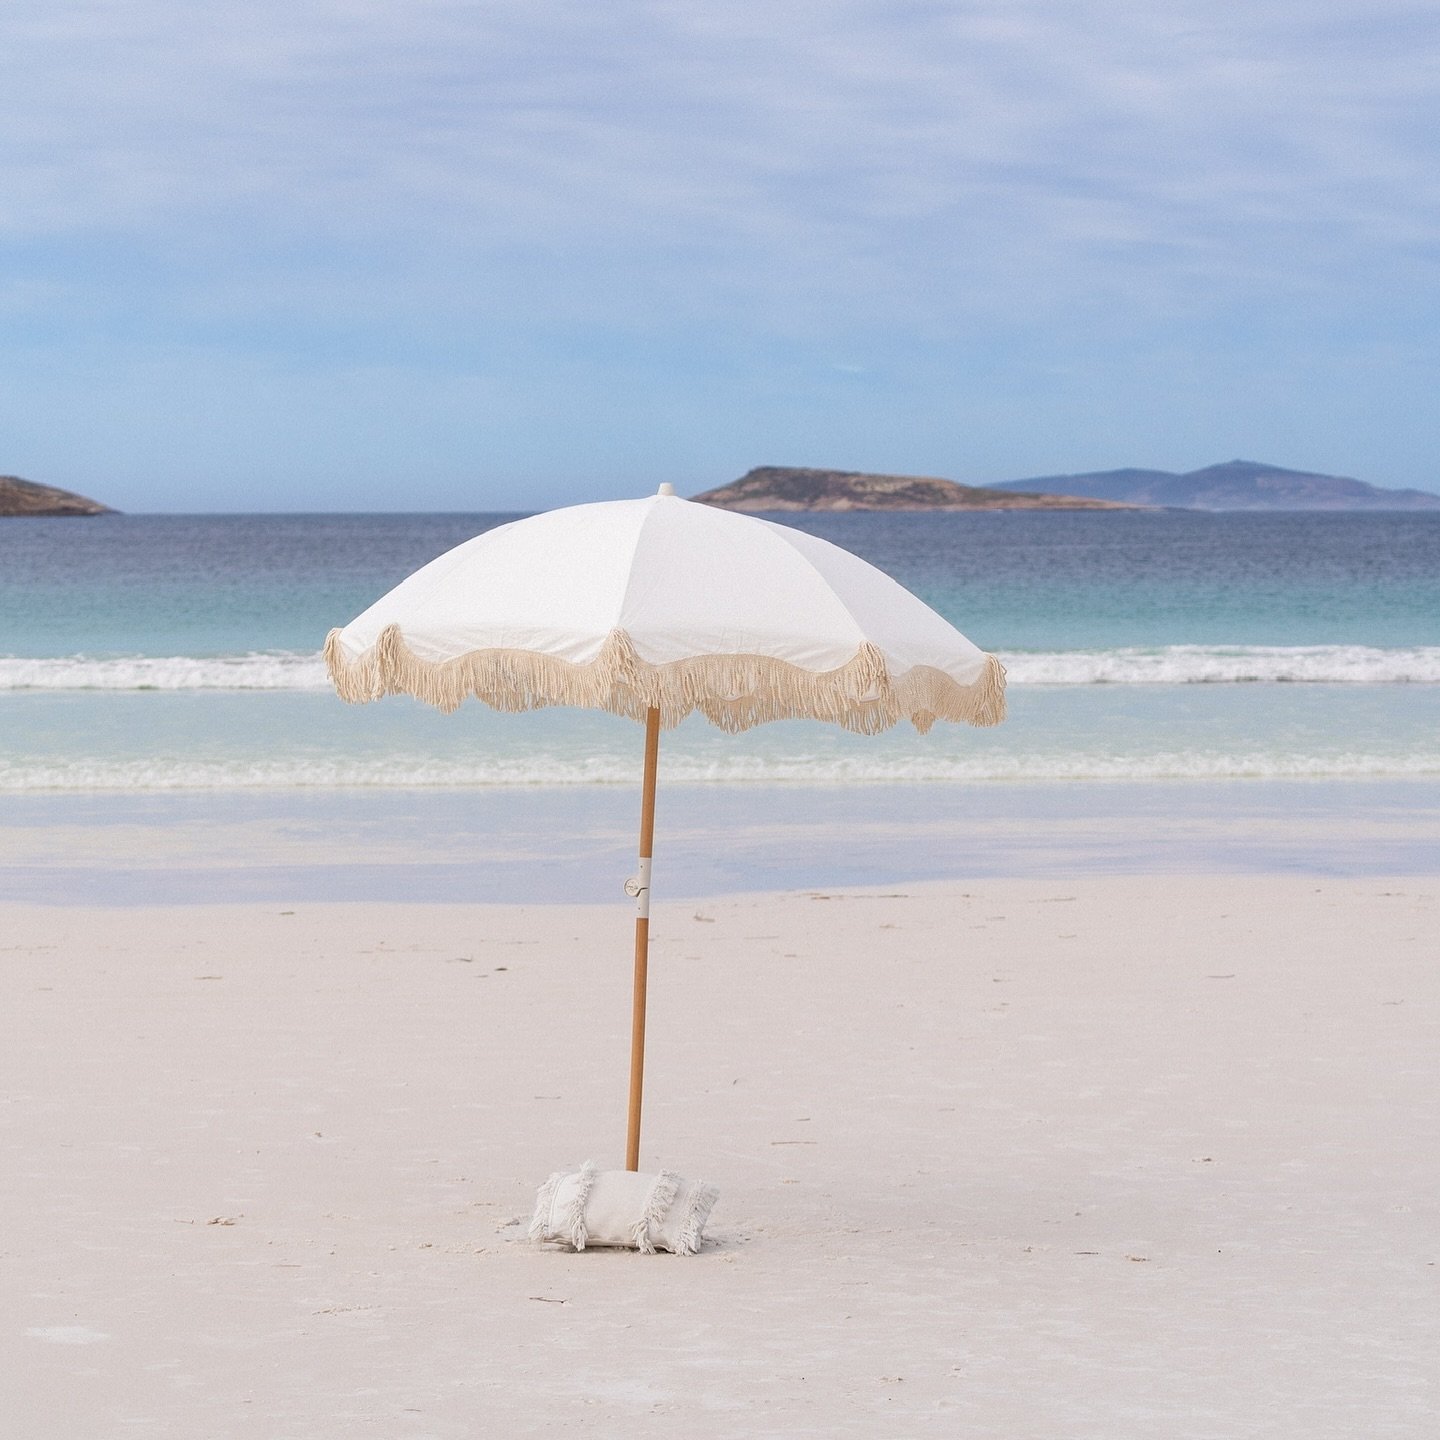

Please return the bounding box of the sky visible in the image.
[2,0,1438,512]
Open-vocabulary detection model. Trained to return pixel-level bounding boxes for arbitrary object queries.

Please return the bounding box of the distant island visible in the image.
[990,459,1440,511]
[0,475,115,517]
[692,466,1136,512]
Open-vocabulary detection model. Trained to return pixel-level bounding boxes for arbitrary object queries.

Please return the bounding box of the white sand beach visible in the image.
[4,874,1436,1437]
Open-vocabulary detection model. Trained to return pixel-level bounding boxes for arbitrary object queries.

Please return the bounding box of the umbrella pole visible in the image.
[625,706,662,1171]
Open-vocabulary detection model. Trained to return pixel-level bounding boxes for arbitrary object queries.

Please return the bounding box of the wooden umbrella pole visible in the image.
[626,705,662,1171]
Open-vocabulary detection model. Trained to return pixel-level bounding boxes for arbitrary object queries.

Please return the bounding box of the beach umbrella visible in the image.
[325,485,1005,1170]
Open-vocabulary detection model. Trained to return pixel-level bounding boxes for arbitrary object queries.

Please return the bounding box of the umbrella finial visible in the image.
[657,483,675,496]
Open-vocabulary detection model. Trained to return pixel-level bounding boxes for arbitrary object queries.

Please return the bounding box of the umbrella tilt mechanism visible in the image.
[623,862,652,917]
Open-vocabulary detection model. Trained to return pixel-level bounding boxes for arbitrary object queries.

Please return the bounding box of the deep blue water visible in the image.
[2,510,1438,656]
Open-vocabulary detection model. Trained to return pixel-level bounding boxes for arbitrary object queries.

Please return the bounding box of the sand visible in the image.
[3,876,1436,1437]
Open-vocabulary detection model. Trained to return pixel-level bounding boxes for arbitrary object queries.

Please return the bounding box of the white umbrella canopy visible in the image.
[326,486,1006,1170]
[325,488,1005,734]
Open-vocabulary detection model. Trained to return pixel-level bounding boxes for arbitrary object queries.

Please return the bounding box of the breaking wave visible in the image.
[1002,645,1440,685]
[0,653,329,691]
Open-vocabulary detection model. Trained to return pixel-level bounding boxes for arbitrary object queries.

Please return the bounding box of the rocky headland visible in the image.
[0,475,115,517]
[692,467,1136,511]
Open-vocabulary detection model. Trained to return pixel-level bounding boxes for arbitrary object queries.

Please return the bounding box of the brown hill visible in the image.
[0,475,115,517]
[692,466,1137,512]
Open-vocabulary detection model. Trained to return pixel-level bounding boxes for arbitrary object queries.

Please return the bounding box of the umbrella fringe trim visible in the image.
[325,626,1006,733]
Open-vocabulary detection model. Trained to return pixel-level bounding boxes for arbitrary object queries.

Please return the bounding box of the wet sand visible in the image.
[3,777,1439,904]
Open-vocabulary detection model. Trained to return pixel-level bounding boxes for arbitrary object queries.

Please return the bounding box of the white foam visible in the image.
[2,645,1437,692]
[3,750,1436,792]
[1003,645,1440,685]
[0,653,329,691]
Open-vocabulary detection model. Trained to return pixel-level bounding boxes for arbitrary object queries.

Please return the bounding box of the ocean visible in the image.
[5,506,1438,900]
[2,509,1437,792]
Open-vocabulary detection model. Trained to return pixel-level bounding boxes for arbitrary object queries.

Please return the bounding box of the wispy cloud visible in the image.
[2,1,1438,503]
[8,3,1434,289]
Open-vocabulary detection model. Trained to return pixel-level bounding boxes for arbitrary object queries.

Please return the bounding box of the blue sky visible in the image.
[3,0,1438,511]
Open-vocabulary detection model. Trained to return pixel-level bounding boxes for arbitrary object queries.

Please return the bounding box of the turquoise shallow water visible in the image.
[1,684,1437,789]
[1,509,1437,790]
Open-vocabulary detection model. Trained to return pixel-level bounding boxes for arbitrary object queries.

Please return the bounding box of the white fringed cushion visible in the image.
[529,1162,719,1255]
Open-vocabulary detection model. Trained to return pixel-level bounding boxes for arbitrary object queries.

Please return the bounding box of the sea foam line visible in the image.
[1001,645,1440,685]
[2,645,1439,692]
[0,653,330,690]
[2,750,1437,792]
